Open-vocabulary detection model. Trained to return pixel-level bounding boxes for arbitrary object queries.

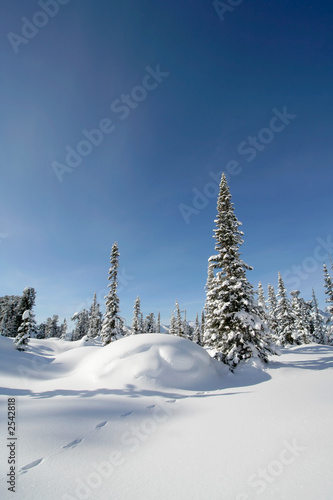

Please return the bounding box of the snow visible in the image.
[22,310,30,320]
[81,334,223,391]
[1,334,333,499]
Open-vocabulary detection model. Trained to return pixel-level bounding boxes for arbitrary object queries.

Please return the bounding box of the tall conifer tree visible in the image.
[60,318,68,340]
[323,263,333,322]
[175,300,183,337]
[276,272,296,345]
[15,309,37,350]
[88,293,102,339]
[101,242,122,345]
[201,310,205,339]
[310,289,326,344]
[267,284,278,340]
[169,311,176,335]
[193,312,201,345]
[203,173,275,369]
[132,296,141,334]
[290,290,311,344]
[257,282,265,308]
[157,312,161,333]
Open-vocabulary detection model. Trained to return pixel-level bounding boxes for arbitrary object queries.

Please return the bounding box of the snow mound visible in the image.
[82,334,224,391]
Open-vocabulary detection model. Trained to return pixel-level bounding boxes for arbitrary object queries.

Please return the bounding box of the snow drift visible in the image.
[82,334,224,391]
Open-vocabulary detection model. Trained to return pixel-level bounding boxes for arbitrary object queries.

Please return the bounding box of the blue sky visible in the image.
[1,0,332,327]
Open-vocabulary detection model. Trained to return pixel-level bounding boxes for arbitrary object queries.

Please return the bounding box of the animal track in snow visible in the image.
[95,420,108,429]
[19,415,111,475]
[20,458,44,474]
[121,411,132,418]
[62,438,83,449]
[19,399,171,476]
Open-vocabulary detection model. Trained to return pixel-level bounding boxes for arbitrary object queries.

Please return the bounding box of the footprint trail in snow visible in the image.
[18,395,185,475]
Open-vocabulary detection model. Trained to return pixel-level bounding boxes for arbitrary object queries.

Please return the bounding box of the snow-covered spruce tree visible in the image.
[257,282,265,309]
[175,300,183,337]
[183,310,191,339]
[71,310,89,340]
[45,317,52,338]
[87,293,102,339]
[101,242,123,345]
[169,311,176,335]
[301,299,312,342]
[187,322,194,340]
[44,315,60,338]
[48,315,60,338]
[310,289,327,344]
[140,313,144,333]
[132,296,141,334]
[0,300,18,337]
[290,290,311,344]
[60,318,68,340]
[323,263,333,343]
[157,312,161,333]
[256,281,273,341]
[193,312,202,345]
[267,284,279,340]
[144,313,156,333]
[257,282,268,319]
[15,310,37,350]
[203,173,275,370]
[151,313,156,332]
[276,272,298,346]
[17,287,36,318]
[36,322,46,339]
[323,263,333,323]
[201,310,205,339]
[14,288,38,349]
[15,287,36,335]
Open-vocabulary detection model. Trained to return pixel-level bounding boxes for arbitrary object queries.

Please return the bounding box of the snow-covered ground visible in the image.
[1,334,332,500]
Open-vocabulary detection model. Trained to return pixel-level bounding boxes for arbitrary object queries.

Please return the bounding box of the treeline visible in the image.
[1,175,332,370]
[1,251,332,356]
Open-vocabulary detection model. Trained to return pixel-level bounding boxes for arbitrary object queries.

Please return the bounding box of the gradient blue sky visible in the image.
[1,0,332,327]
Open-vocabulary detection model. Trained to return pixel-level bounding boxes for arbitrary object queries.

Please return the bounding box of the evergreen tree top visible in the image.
[210,174,251,276]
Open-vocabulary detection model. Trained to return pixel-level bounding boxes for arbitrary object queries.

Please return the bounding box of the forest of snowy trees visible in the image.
[1,174,332,368]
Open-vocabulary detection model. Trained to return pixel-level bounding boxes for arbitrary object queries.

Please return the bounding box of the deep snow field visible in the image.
[0,333,332,500]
